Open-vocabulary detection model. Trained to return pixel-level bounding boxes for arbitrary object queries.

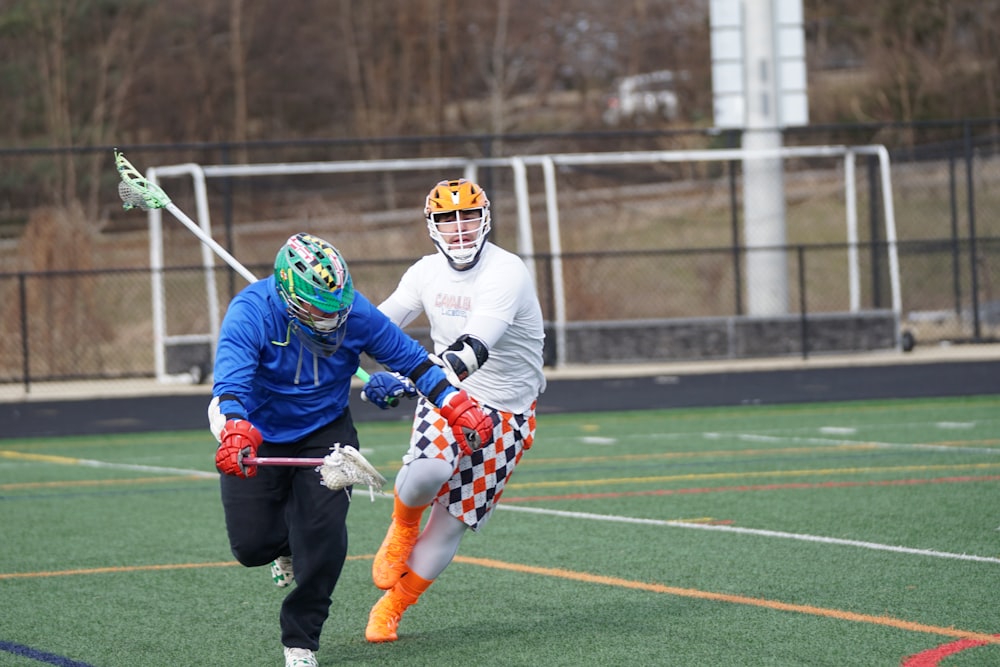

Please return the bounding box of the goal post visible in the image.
[511,144,900,366]
[145,157,480,382]
[146,163,221,384]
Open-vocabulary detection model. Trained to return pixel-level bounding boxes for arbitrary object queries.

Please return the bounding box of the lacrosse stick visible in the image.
[115,148,259,284]
[243,444,387,501]
[115,148,372,383]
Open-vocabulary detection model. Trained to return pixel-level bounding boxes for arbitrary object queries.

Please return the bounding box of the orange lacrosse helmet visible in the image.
[424,178,492,268]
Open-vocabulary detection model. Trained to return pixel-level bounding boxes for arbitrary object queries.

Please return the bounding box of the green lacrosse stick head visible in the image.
[114,149,171,211]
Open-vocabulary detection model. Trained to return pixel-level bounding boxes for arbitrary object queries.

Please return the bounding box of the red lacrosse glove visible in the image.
[439,389,493,456]
[215,419,263,478]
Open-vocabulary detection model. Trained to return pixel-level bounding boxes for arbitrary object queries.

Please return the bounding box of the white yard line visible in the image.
[0,450,219,479]
[499,504,1000,565]
[6,445,378,480]
[74,458,217,479]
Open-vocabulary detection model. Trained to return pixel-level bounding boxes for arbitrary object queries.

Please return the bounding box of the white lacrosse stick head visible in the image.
[115,149,171,211]
[319,444,387,502]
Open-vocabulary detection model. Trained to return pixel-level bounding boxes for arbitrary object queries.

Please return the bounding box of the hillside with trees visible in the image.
[0,0,997,229]
[2,0,997,147]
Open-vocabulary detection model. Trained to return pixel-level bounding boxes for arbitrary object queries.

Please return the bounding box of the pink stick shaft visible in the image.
[242,456,326,467]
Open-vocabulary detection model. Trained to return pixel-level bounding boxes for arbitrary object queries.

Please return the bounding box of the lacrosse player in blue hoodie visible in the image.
[209,232,493,667]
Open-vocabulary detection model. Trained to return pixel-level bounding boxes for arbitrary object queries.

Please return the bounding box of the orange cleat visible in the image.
[365,590,410,643]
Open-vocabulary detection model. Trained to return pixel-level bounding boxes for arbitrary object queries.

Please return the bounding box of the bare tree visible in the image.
[806,0,1000,127]
[229,0,251,162]
[18,0,150,220]
[2,0,998,155]
[27,0,76,207]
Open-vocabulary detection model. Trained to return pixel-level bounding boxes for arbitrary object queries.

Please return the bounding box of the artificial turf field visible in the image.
[1,395,999,666]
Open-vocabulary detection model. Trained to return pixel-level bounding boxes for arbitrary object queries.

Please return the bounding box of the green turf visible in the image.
[2,395,1000,666]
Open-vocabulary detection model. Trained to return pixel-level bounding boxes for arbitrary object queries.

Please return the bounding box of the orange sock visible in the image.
[396,571,434,605]
[393,495,427,526]
[372,496,429,591]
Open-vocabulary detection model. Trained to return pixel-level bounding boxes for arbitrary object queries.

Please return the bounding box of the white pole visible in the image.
[147,170,167,383]
[541,157,567,368]
[510,157,537,284]
[877,146,903,346]
[844,151,860,311]
[742,0,789,315]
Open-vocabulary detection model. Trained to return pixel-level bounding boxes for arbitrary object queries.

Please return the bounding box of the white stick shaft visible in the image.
[162,198,371,383]
[164,201,260,284]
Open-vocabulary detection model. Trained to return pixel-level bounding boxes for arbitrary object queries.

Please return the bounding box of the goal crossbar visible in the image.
[146,145,898,379]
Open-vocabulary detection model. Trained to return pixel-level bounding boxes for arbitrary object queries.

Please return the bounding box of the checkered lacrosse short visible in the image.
[406,396,536,531]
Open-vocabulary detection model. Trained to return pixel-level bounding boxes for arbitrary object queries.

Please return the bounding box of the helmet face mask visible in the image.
[274,233,354,355]
[424,179,491,268]
[287,316,348,356]
[283,294,350,332]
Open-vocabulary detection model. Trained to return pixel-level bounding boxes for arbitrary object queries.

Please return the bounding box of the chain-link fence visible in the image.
[1,122,998,390]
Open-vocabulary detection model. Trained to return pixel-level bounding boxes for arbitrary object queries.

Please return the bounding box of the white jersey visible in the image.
[379,242,546,413]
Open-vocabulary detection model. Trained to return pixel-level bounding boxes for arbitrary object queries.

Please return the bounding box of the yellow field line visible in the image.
[454,555,1000,645]
[0,555,369,580]
[0,476,209,491]
[0,450,82,464]
[507,461,1000,489]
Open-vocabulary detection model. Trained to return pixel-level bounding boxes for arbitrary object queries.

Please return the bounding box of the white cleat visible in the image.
[283,646,317,667]
[271,556,294,588]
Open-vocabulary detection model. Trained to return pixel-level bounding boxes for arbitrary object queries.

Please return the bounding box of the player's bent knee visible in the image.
[229,542,282,568]
[396,457,455,505]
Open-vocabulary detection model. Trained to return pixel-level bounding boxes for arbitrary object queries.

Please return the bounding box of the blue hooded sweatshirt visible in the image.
[212,276,442,443]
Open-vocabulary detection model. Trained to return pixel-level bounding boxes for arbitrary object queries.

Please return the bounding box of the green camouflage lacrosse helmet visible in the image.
[274,233,355,355]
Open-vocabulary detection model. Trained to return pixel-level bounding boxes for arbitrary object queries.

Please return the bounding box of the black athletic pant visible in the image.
[219,410,358,651]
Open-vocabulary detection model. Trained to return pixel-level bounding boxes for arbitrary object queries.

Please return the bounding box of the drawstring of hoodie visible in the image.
[272,320,321,386]
[294,345,304,385]
[293,340,320,386]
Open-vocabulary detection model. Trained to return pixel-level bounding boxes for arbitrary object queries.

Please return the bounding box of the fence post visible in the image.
[867,155,883,308]
[728,159,743,315]
[948,154,962,317]
[964,121,982,340]
[798,246,808,360]
[18,272,30,393]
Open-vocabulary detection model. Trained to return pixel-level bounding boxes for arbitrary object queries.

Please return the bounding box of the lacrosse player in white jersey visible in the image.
[362,178,546,642]
[210,233,492,667]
